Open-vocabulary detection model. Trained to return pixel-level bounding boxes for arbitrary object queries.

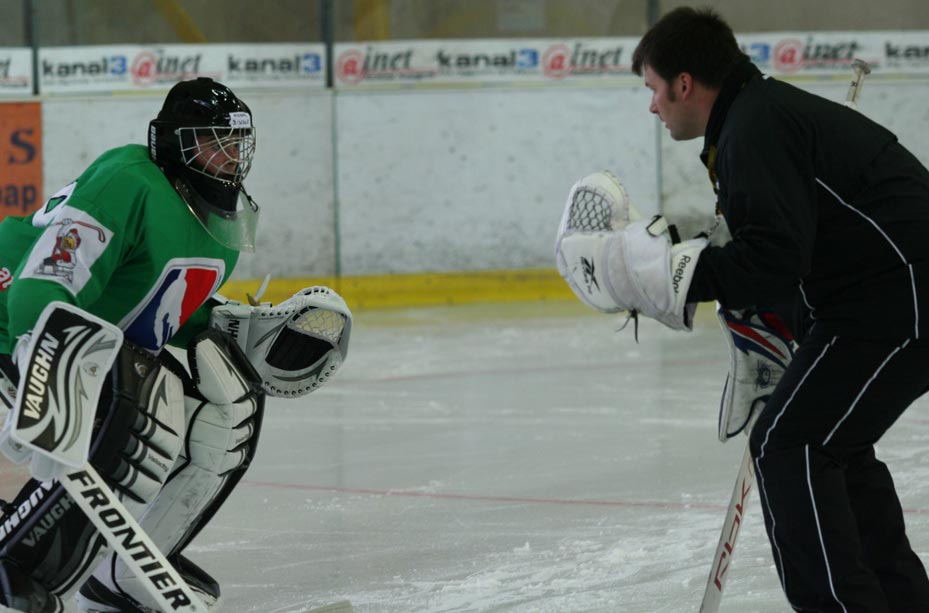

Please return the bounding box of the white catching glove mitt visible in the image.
[716,305,796,442]
[210,286,352,397]
[555,171,707,331]
[555,170,642,312]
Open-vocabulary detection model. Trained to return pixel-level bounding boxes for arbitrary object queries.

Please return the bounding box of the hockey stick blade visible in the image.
[61,465,208,613]
[699,438,755,613]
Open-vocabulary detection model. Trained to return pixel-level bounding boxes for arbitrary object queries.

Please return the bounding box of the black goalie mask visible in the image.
[149,77,259,252]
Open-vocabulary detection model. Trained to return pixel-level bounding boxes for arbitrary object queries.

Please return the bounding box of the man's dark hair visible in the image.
[631,7,748,88]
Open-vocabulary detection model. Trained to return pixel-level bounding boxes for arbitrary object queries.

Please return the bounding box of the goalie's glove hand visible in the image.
[210,286,352,397]
[555,170,642,313]
[555,171,706,330]
[716,305,796,442]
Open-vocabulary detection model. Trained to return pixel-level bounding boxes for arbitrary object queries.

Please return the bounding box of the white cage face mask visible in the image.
[178,119,256,184]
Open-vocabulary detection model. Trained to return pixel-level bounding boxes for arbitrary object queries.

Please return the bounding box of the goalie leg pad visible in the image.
[0,338,187,605]
[81,330,265,612]
[91,341,186,507]
[0,477,108,605]
[717,305,796,442]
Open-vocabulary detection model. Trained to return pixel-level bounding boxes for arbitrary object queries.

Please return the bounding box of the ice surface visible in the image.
[4,301,929,612]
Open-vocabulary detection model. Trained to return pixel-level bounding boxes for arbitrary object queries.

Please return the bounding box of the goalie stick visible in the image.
[61,466,208,613]
[699,423,756,613]
[697,58,872,613]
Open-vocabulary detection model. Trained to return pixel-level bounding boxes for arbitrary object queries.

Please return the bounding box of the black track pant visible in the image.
[749,330,929,613]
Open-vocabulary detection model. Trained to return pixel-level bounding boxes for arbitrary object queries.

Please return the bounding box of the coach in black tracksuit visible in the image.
[635,8,929,613]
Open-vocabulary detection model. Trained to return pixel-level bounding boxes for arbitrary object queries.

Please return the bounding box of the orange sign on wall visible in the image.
[0,102,42,222]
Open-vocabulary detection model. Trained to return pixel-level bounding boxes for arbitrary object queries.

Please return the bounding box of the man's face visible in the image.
[192,131,241,179]
[643,64,702,141]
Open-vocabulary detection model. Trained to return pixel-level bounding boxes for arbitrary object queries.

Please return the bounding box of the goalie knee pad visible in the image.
[82,330,264,612]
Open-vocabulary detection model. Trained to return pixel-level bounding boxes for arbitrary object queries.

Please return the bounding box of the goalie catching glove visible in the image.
[555,171,707,331]
[209,286,351,397]
[716,305,796,441]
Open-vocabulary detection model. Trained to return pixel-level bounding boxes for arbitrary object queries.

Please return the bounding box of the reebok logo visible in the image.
[712,461,754,592]
[580,257,600,294]
[672,255,692,294]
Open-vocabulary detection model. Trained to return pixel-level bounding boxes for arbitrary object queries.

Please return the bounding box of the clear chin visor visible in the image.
[176,180,260,252]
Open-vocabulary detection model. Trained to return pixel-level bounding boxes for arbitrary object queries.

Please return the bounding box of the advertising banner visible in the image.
[0,102,42,221]
[0,48,33,97]
[333,38,638,87]
[335,32,929,88]
[739,31,929,77]
[39,43,326,94]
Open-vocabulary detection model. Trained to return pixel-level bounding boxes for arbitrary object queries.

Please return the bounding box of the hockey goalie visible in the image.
[0,78,351,612]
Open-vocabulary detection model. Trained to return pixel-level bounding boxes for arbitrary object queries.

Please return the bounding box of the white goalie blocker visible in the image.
[555,170,707,331]
[210,286,352,397]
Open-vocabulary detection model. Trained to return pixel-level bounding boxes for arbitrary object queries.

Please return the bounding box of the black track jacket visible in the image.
[687,61,929,340]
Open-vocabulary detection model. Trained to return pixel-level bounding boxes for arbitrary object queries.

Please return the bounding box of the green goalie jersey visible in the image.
[0,144,239,355]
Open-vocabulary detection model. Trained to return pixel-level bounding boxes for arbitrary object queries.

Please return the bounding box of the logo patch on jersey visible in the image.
[0,267,12,291]
[121,259,224,352]
[21,205,112,293]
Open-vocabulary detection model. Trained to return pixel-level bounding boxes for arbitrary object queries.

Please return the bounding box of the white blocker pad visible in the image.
[2,301,122,480]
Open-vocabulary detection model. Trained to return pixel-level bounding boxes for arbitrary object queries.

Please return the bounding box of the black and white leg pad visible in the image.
[81,330,264,612]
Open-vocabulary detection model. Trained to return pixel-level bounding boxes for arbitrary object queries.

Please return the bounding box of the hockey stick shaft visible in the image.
[60,465,207,613]
[845,58,871,109]
[699,437,755,613]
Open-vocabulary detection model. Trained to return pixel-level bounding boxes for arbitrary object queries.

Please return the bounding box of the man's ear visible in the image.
[677,72,695,100]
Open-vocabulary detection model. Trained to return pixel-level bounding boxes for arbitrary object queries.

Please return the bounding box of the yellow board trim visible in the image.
[220,269,575,310]
[354,0,391,41]
[152,0,207,43]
